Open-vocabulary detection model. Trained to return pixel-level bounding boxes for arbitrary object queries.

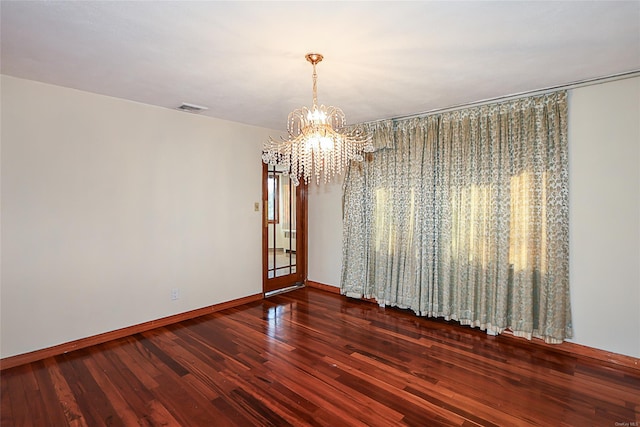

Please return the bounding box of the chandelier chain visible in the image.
[312,63,318,109]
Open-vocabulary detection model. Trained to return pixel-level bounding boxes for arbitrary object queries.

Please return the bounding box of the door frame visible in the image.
[262,163,308,294]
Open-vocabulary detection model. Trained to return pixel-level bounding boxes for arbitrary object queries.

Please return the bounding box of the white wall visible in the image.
[307,76,640,358]
[1,75,275,358]
[308,177,344,286]
[567,76,640,358]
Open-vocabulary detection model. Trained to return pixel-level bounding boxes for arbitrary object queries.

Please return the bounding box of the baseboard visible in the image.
[0,292,263,371]
[312,288,639,372]
[501,331,639,371]
[306,280,340,294]
[307,281,379,303]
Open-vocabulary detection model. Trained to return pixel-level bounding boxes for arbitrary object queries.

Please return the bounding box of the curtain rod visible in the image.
[363,69,640,125]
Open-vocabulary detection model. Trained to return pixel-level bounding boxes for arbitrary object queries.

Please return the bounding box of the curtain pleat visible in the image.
[341,92,571,343]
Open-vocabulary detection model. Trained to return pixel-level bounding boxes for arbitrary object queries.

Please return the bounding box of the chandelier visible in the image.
[262,53,373,185]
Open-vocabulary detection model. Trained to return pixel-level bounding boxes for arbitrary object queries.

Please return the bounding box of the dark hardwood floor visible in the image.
[2,287,639,426]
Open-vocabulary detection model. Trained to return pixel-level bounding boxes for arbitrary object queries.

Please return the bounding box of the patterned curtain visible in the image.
[341,91,571,343]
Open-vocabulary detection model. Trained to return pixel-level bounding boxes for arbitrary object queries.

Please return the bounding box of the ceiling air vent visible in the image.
[177,103,208,113]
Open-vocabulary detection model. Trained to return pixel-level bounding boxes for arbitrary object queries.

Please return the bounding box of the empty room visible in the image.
[1,1,639,426]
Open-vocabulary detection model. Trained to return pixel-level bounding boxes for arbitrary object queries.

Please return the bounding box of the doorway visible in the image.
[262,163,306,294]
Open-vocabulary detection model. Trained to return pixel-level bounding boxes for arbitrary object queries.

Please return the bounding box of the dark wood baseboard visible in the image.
[306,280,340,294]
[305,282,639,371]
[501,331,639,371]
[0,292,263,371]
[306,280,379,303]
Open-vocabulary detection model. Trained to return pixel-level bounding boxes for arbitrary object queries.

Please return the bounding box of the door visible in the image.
[263,163,306,294]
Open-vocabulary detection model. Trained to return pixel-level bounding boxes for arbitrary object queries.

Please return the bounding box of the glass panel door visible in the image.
[263,163,305,293]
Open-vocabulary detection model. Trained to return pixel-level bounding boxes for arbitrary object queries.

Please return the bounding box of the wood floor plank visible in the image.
[29,360,73,427]
[348,351,522,426]
[144,399,183,426]
[262,357,378,427]
[4,366,30,427]
[90,344,165,424]
[98,340,159,404]
[267,348,407,426]
[0,369,13,426]
[2,287,639,426]
[55,351,125,427]
[81,356,142,426]
[43,357,89,427]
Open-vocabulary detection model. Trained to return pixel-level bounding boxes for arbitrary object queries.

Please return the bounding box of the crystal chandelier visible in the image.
[262,53,373,185]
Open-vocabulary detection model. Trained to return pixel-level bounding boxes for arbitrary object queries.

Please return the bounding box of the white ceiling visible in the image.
[2,1,639,131]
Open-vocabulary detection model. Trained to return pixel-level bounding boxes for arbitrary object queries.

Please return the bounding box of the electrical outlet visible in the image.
[254,202,260,212]
[170,288,180,300]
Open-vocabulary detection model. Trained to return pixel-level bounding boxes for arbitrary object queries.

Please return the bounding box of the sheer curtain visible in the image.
[342,92,571,343]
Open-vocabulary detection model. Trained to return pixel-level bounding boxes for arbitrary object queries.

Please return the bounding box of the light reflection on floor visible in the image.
[264,302,297,343]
